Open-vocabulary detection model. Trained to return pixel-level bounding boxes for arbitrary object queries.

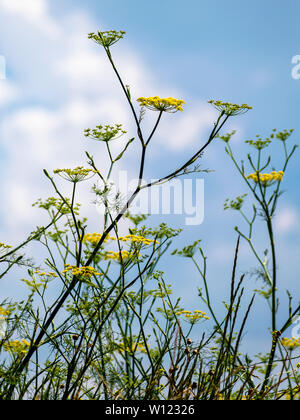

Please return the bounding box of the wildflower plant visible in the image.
[220,127,298,395]
[0,28,298,402]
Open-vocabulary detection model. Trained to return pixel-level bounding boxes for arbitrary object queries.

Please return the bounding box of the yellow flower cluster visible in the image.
[246,171,284,185]
[54,167,99,183]
[104,250,140,261]
[83,233,157,247]
[137,96,186,113]
[176,310,210,323]
[62,265,101,278]
[83,233,113,245]
[0,307,10,316]
[208,100,252,116]
[4,339,30,355]
[34,270,58,278]
[281,337,300,350]
[119,234,158,246]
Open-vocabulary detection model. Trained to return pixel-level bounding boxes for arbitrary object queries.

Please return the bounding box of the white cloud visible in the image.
[56,50,115,94]
[2,107,60,162]
[0,0,46,18]
[0,0,59,37]
[274,207,299,235]
[158,103,216,151]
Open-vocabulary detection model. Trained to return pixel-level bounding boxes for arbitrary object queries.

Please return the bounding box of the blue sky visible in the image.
[0,0,300,356]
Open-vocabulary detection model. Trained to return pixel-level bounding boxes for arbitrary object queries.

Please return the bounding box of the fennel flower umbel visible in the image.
[53,167,99,183]
[137,96,185,113]
[246,171,284,185]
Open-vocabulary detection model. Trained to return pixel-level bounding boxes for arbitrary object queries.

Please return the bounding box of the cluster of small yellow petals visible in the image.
[247,171,284,185]
[137,96,185,113]
[3,339,30,355]
[208,100,252,116]
[0,307,10,317]
[119,234,158,246]
[34,270,58,278]
[176,310,210,323]
[53,167,99,183]
[62,265,101,278]
[83,233,113,245]
[104,250,140,261]
[281,337,300,350]
[83,233,157,247]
